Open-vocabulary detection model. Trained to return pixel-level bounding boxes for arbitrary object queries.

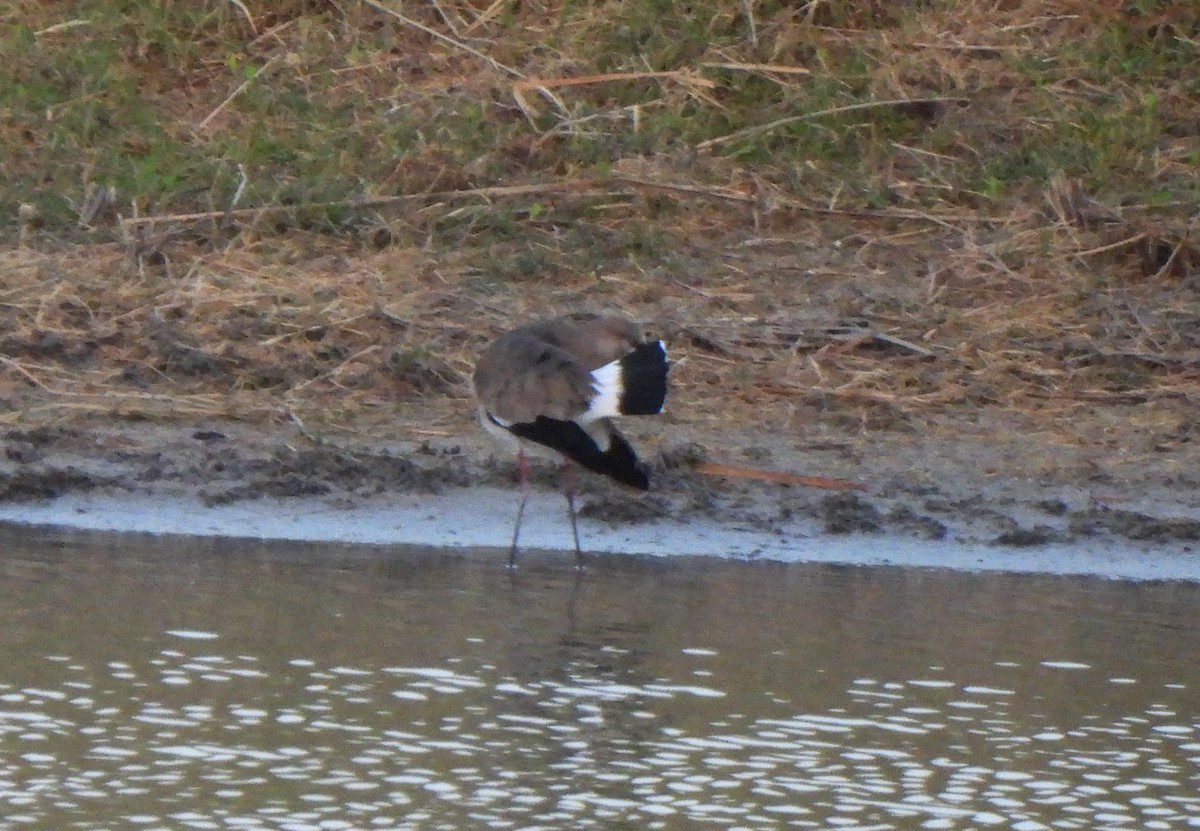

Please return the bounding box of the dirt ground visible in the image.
[3,232,1200,558]
[2,231,1200,560]
[3,386,1200,556]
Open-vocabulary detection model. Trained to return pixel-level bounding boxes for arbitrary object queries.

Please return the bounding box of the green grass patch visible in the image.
[2,0,1196,248]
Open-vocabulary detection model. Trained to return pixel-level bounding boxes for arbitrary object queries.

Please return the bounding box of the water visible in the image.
[1,529,1198,830]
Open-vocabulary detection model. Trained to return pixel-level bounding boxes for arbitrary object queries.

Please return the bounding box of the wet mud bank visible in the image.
[1,420,1199,581]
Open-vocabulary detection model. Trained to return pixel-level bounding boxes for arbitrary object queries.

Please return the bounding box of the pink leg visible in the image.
[560,462,585,569]
[508,449,530,568]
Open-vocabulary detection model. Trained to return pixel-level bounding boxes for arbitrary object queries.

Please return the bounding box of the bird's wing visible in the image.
[473,332,595,424]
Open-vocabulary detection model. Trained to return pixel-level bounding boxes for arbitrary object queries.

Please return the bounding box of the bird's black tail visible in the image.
[509,417,650,490]
[613,340,669,416]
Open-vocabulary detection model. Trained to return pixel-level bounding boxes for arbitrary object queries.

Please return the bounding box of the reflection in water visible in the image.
[1,529,1199,829]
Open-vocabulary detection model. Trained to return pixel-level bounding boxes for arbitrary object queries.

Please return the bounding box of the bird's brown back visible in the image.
[521,313,642,371]
[473,314,645,424]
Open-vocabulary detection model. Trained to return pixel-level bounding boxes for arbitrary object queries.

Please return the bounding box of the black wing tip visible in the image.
[588,431,650,489]
[607,452,650,490]
[617,340,669,416]
[510,417,652,490]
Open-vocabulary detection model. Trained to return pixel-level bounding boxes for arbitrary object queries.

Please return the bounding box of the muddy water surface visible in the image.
[1,530,1199,830]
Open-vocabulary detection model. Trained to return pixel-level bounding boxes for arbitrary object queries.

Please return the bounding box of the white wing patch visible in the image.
[581,359,624,422]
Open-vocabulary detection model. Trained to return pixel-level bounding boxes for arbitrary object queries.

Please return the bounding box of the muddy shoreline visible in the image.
[2,416,1198,580]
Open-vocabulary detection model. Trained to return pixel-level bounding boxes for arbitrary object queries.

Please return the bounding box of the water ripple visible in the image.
[3,542,1200,829]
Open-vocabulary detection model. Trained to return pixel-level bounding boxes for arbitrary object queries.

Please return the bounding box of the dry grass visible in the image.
[2,0,1198,459]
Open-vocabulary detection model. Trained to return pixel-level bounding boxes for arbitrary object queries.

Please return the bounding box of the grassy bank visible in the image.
[1,1,1198,459]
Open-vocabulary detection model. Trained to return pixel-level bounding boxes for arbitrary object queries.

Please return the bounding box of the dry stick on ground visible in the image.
[0,356,52,391]
[258,315,370,347]
[116,174,998,233]
[288,344,382,394]
[611,174,756,206]
[460,0,507,35]
[512,69,718,116]
[0,360,234,416]
[117,181,607,228]
[357,0,523,79]
[513,70,717,93]
[197,55,280,132]
[1058,232,1149,262]
[612,174,1003,225]
[226,0,257,33]
[34,18,92,36]
[700,61,812,78]
[507,63,816,123]
[696,96,971,150]
[867,332,936,358]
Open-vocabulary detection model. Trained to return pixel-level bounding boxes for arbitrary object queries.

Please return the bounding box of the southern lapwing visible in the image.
[473,313,669,568]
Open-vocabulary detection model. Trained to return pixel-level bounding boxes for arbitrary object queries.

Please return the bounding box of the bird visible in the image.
[472,313,670,568]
